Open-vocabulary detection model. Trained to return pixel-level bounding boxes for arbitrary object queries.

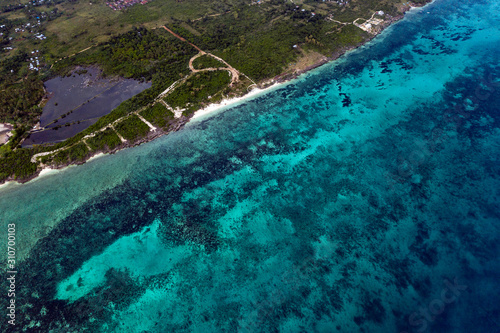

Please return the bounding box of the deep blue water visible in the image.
[1,0,499,331]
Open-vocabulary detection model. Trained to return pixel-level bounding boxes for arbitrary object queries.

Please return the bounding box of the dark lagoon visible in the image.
[22,67,151,147]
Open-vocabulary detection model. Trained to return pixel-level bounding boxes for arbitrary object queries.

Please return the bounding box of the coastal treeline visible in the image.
[0,147,38,181]
[0,125,40,181]
[51,142,90,166]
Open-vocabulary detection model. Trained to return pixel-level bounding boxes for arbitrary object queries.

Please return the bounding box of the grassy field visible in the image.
[1,0,411,66]
[0,11,26,20]
[41,0,224,59]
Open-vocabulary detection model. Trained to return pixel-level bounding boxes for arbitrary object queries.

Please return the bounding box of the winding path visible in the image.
[188,52,240,86]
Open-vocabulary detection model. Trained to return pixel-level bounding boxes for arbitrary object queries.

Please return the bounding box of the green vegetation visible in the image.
[167,1,371,81]
[34,0,226,62]
[114,114,150,141]
[192,55,224,70]
[52,142,89,165]
[0,71,45,125]
[53,27,197,91]
[140,103,175,129]
[164,71,230,111]
[36,27,197,146]
[86,128,122,151]
[0,123,43,181]
[5,124,30,149]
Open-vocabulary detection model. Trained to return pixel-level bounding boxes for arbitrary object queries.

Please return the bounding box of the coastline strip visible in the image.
[1,0,436,188]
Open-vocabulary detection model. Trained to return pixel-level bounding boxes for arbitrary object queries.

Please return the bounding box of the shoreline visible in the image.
[0,85,281,190]
[0,0,434,188]
[190,82,283,121]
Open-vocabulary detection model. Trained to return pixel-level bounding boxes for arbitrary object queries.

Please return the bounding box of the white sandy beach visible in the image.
[191,82,283,121]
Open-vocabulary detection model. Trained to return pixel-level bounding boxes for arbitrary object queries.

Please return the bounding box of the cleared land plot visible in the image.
[86,127,122,151]
[140,103,175,129]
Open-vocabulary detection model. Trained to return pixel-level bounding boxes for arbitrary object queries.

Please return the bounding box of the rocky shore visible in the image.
[0,123,13,145]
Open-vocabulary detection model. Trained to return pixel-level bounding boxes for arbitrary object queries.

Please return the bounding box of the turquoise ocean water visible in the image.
[1,0,499,331]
